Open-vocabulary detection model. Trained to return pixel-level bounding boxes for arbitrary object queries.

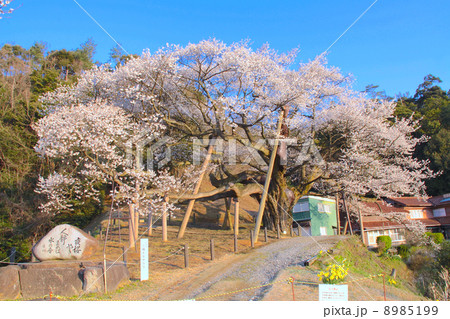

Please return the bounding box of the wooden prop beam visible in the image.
[233,198,239,236]
[335,193,341,235]
[128,204,136,248]
[342,192,353,235]
[177,142,214,239]
[162,196,168,242]
[253,110,284,243]
[359,208,365,245]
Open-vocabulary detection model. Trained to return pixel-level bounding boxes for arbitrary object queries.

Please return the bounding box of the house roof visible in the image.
[299,195,335,203]
[416,218,442,227]
[363,220,404,231]
[360,201,406,230]
[385,197,433,207]
[433,216,450,225]
[428,194,450,206]
[360,200,441,230]
[362,201,410,214]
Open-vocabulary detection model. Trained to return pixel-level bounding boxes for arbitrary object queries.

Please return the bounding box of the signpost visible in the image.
[319,284,348,301]
[140,238,149,281]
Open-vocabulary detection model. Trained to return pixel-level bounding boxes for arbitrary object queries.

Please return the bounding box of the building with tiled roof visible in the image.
[358,194,450,247]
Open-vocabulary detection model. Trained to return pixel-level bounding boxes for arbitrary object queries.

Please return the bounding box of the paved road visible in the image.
[157,235,344,301]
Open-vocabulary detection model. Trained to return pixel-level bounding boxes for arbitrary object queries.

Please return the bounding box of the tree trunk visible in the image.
[263,159,291,233]
[222,197,233,231]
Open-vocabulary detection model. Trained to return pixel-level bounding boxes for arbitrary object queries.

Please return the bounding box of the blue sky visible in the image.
[2,0,449,97]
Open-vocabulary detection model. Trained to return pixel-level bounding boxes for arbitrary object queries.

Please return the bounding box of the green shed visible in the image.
[292,195,337,236]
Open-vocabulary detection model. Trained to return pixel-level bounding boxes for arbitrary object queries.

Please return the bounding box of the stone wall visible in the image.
[0,261,129,300]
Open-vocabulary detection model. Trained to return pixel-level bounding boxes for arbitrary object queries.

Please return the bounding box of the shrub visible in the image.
[377,235,392,255]
[437,241,450,270]
[397,244,411,259]
[425,232,445,245]
[408,247,435,271]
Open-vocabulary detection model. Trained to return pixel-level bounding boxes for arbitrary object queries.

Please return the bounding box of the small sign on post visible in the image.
[319,284,348,301]
[140,238,149,281]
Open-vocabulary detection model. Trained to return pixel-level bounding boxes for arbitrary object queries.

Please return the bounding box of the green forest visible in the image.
[0,41,448,261]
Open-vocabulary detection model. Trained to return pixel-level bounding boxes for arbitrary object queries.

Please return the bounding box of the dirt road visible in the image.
[147,235,342,301]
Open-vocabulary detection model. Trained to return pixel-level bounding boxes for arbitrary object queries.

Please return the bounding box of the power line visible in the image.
[324,0,380,53]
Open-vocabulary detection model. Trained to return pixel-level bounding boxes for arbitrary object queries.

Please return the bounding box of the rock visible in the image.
[33,224,99,261]
[0,265,21,300]
[82,262,129,294]
[19,263,83,299]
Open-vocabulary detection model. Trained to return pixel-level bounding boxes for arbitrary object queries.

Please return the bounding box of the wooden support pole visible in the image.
[359,208,365,245]
[147,211,153,236]
[343,220,349,235]
[103,258,108,293]
[122,246,127,265]
[264,227,268,242]
[210,239,215,261]
[277,224,281,239]
[234,198,240,236]
[134,206,139,242]
[118,216,122,244]
[290,225,293,237]
[250,230,255,248]
[178,143,214,239]
[342,192,353,235]
[184,244,189,268]
[234,233,238,253]
[128,204,136,249]
[253,111,285,243]
[335,193,341,235]
[162,197,168,242]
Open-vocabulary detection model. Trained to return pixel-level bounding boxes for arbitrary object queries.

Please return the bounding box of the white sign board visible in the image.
[319,284,348,301]
[140,238,149,281]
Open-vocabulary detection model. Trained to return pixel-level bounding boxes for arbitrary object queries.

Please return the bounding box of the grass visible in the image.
[314,236,418,294]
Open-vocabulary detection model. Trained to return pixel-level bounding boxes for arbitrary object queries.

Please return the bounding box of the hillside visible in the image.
[265,236,427,301]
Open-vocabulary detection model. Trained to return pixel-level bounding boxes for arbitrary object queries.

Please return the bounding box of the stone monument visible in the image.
[32,224,99,261]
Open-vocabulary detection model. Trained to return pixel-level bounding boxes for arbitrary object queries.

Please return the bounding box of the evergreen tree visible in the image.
[395,75,450,195]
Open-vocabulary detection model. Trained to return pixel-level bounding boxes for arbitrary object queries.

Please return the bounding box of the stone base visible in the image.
[0,260,130,300]
[0,265,21,300]
[82,263,130,294]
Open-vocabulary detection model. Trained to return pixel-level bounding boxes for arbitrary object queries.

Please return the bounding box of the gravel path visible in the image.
[181,235,344,301]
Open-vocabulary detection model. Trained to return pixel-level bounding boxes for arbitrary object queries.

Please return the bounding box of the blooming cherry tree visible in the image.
[34,101,194,247]
[38,39,434,235]
[0,0,14,19]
